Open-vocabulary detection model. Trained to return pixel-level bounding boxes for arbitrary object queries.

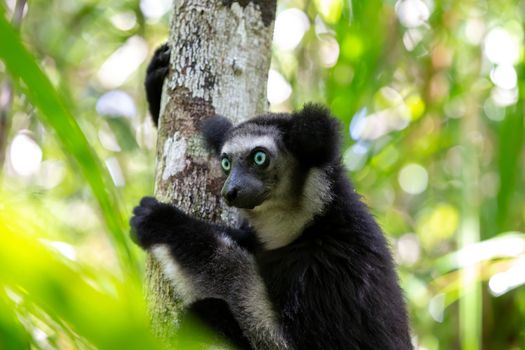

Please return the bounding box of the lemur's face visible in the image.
[202,106,339,217]
[219,126,287,209]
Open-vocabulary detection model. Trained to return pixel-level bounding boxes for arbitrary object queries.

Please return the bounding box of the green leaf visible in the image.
[0,220,161,350]
[0,10,136,273]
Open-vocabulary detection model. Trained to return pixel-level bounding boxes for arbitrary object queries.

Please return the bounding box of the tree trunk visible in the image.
[146,0,276,345]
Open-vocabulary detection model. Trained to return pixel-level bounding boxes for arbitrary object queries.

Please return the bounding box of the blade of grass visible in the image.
[0,9,136,273]
[433,232,525,273]
[458,91,482,350]
[496,104,524,231]
[0,289,29,350]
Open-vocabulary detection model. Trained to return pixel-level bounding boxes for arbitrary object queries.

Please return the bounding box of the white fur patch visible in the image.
[151,245,196,306]
[207,233,288,348]
[303,167,333,216]
[221,135,277,155]
[234,261,289,349]
[245,167,333,250]
[219,233,234,247]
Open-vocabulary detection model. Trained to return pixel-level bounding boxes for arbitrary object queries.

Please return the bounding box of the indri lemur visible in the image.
[130,44,412,349]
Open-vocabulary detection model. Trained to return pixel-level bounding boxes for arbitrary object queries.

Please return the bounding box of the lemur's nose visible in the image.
[224,187,238,204]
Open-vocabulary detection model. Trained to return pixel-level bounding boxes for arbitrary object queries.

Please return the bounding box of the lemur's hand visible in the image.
[145,43,170,126]
[130,196,190,249]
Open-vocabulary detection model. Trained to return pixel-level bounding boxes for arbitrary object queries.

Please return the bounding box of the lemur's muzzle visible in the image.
[221,167,267,209]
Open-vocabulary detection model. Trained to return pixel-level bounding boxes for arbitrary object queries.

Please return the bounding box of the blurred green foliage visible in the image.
[0,0,524,349]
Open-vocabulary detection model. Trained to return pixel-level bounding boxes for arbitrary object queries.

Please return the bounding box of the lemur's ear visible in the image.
[286,103,341,167]
[201,115,233,156]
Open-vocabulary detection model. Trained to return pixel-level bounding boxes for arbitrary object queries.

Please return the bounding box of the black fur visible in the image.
[144,43,170,126]
[256,168,411,349]
[286,103,340,167]
[131,196,263,349]
[201,116,234,156]
[131,197,256,268]
[131,164,412,349]
[134,45,413,349]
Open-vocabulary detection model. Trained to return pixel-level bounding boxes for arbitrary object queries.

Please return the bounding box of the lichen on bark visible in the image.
[145,0,276,345]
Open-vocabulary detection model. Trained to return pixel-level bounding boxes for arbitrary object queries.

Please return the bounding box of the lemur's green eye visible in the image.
[221,158,231,172]
[253,151,267,166]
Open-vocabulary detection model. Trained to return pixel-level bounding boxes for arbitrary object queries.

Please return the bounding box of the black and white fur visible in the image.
[131,45,412,349]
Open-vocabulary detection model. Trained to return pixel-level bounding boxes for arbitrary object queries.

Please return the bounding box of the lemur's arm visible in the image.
[130,197,289,349]
[145,44,170,126]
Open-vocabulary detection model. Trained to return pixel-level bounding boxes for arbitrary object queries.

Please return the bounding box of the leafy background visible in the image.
[0,0,524,349]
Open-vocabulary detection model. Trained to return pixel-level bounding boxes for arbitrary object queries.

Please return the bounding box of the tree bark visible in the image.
[146,0,276,345]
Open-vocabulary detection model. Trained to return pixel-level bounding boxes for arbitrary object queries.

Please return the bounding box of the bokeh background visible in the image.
[1,0,524,349]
